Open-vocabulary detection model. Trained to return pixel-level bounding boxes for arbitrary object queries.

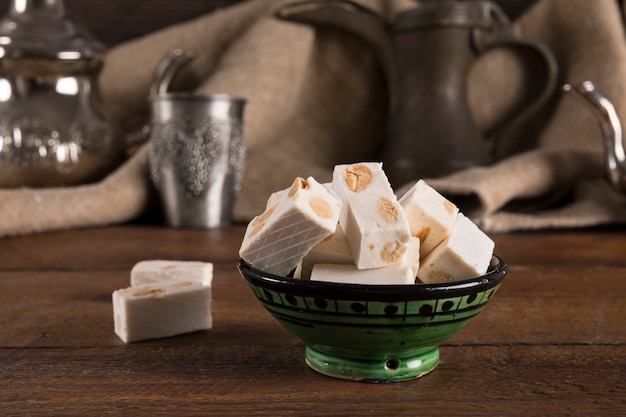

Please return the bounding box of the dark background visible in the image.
[0,0,246,46]
[0,0,540,47]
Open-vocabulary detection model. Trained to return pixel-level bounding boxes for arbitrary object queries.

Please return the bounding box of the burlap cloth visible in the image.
[2,0,626,237]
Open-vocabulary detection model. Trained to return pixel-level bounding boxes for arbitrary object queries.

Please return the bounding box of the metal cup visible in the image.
[148,93,246,228]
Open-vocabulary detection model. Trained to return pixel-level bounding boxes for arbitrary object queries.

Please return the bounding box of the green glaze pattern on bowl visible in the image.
[238,255,508,383]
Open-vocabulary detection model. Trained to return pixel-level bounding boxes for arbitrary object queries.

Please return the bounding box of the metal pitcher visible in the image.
[278,0,558,187]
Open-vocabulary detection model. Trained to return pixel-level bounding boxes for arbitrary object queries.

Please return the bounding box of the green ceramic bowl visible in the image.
[238,255,508,383]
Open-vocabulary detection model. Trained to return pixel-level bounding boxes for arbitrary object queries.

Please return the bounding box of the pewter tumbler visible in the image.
[148,93,246,228]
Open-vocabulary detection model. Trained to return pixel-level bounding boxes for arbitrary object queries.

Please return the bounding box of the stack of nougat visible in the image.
[239,162,494,285]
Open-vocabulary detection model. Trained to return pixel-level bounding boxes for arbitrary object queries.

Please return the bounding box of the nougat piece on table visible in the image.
[331,162,411,270]
[113,281,212,343]
[130,260,213,287]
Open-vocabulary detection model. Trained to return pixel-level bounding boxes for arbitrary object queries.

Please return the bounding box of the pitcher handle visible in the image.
[472,2,558,160]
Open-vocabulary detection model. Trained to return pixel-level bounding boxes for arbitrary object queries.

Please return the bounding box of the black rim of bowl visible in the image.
[238,255,508,302]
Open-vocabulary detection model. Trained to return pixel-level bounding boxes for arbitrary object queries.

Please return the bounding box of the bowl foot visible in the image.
[304,346,439,383]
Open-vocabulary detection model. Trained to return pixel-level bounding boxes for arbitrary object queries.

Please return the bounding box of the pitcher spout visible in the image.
[563,81,626,193]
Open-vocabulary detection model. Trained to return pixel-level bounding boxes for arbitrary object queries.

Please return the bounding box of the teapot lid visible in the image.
[0,0,105,76]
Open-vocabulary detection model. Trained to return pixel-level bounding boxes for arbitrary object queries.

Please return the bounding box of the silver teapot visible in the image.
[0,0,123,188]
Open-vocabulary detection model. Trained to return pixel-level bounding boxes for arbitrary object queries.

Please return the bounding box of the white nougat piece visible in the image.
[310,263,416,285]
[113,281,212,343]
[418,213,494,284]
[405,236,421,278]
[399,179,459,258]
[331,162,410,269]
[130,260,213,287]
[295,224,354,279]
[265,188,287,209]
[239,176,342,276]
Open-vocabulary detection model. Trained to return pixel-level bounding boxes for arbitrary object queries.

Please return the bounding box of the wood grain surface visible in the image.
[1,225,625,416]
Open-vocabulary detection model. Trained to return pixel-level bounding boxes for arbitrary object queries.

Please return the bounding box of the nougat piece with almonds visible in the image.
[418,213,494,283]
[239,176,341,276]
[130,260,213,287]
[399,179,459,258]
[331,162,411,270]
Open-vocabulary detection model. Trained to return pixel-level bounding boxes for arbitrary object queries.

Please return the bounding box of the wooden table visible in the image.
[1,225,624,416]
